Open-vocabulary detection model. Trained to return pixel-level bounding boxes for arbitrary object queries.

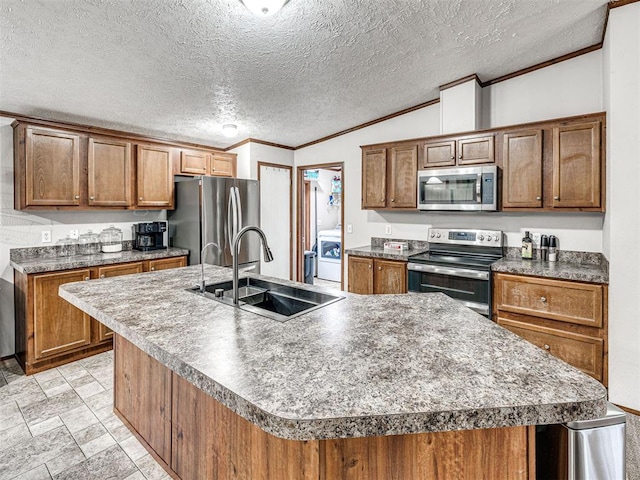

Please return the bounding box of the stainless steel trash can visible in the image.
[304,250,316,284]
[537,402,626,479]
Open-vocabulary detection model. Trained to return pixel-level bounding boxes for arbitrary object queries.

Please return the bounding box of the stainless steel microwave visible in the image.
[417,165,498,211]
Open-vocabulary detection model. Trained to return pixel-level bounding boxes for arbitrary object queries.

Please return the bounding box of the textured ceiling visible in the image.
[0,0,608,148]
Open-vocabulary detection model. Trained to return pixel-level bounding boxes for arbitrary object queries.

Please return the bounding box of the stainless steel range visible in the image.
[408,228,504,317]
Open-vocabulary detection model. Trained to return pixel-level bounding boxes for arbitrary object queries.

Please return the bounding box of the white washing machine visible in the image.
[317,229,341,282]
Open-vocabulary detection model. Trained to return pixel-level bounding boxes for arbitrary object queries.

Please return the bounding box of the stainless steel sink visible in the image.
[187,277,344,322]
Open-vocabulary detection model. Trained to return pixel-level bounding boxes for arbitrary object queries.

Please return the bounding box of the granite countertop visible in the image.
[492,258,608,284]
[345,245,426,261]
[59,265,607,441]
[10,247,189,274]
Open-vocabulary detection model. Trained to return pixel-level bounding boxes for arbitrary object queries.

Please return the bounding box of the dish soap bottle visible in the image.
[522,231,533,260]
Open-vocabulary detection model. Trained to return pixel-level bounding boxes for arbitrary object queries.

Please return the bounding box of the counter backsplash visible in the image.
[370,237,429,251]
[10,241,134,261]
[502,246,607,267]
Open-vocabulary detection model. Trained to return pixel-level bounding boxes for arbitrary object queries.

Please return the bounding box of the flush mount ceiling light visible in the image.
[240,0,289,17]
[222,124,238,137]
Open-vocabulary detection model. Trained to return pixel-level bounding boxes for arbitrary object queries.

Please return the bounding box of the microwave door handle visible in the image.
[476,174,482,204]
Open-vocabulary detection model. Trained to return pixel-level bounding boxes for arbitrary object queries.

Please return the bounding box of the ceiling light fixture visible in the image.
[222,124,238,137]
[240,0,289,17]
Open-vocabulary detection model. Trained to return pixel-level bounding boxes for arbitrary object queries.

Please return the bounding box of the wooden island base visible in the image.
[114,335,535,479]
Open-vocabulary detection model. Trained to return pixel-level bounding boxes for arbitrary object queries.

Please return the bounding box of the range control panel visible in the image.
[428,228,503,247]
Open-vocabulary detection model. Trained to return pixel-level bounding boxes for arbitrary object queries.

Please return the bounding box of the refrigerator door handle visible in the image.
[228,188,235,256]
[234,187,243,251]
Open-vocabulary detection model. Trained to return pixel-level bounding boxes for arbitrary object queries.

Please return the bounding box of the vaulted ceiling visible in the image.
[0,0,608,148]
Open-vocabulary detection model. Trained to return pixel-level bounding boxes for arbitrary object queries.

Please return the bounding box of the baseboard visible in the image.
[0,354,16,362]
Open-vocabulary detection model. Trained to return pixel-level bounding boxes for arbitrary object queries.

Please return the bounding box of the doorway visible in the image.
[258,162,293,280]
[296,163,344,290]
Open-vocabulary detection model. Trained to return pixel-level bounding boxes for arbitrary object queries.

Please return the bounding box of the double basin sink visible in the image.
[188,277,344,322]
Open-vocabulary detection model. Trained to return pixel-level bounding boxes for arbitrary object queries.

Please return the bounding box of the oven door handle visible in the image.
[407,263,489,280]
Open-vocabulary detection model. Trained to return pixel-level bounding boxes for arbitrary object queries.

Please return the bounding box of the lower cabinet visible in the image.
[348,256,407,294]
[14,256,187,375]
[493,273,607,385]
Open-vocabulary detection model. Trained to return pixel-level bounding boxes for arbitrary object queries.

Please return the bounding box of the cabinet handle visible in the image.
[540,296,547,303]
[151,267,155,271]
[536,196,541,200]
[368,264,372,269]
[100,274,105,279]
[378,266,382,271]
[554,196,559,200]
[90,196,95,200]
[84,276,89,281]
[391,198,395,202]
[74,195,80,199]
[544,344,550,350]
[139,197,144,201]
[380,198,384,202]
[450,156,455,160]
[458,154,462,159]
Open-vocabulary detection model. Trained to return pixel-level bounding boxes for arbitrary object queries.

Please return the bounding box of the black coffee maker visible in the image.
[133,222,167,251]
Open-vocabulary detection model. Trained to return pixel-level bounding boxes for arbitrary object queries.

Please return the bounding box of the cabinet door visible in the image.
[502,130,543,208]
[180,150,208,175]
[498,317,603,382]
[362,148,387,209]
[422,140,456,168]
[148,256,187,272]
[552,122,601,208]
[25,127,81,206]
[457,135,495,165]
[210,153,234,177]
[388,145,418,208]
[33,270,91,359]
[88,137,133,206]
[374,259,407,294]
[348,257,373,294]
[96,262,144,341]
[137,145,174,208]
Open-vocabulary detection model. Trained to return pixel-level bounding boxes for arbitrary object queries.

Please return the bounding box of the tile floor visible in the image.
[0,352,168,480]
[1,352,639,479]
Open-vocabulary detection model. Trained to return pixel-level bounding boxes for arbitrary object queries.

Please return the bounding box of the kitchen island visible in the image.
[59,265,607,479]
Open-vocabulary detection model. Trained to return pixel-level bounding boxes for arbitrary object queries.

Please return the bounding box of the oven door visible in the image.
[407,263,490,316]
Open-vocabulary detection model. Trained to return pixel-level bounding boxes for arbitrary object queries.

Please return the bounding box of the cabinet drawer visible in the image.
[494,274,603,327]
[498,318,603,381]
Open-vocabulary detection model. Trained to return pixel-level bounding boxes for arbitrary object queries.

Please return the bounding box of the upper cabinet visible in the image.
[552,122,601,208]
[421,134,495,169]
[179,149,208,175]
[210,152,235,177]
[18,126,81,207]
[88,137,133,207]
[502,118,603,212]
[137,145,174,209]
[362,143,417,209]
[502,130,543,208]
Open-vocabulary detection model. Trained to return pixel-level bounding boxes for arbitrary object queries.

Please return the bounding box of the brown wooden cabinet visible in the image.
[502,130,543,208]
[501,118,604,212]
[14,255,188,375]
[137,145,174,208]
[88,137,133,207]
[180,149,208,175]
[19,126,81,207]
[493,273,607,385]
[422,134,494,169]
[32,270,92,360]
[210,152,235,177]
[148,256,187,272]
[362,144,417,209]
[552,122,601,208]
[348,256,407,294]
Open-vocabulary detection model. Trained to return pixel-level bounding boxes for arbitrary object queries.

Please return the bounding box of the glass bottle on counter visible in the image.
[521,231,533,260]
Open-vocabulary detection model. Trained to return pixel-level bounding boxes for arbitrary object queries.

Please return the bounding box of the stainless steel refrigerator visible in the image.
[168,177,261,269]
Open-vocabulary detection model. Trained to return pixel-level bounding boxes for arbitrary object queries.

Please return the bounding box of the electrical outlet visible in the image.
[347,224,353,234]
[41,230,51,243]
[531,232,541,246]
[385,224,392,235]
[69,229,79,240]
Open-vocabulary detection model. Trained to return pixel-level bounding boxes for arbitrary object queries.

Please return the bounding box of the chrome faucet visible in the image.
[232,226,274,304]
[200,242,221,293]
